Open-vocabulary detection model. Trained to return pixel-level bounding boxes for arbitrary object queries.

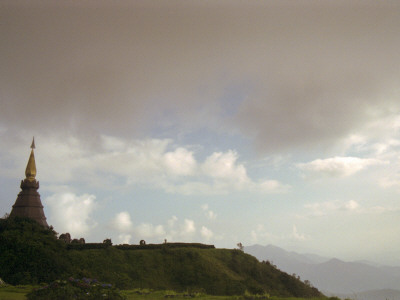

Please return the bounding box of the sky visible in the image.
[1,0,400,265]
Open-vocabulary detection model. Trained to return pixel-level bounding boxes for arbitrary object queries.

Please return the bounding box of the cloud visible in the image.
[3,134,287,196]
[200,226,213,242]
[164,148,197,176]
[305,200,360,217]
[297,156,385,178]
[135,223,166,240]
[2,2,400,154]
[45,192,97,237]
[167,215,178,227]
[380,176,400,189]
[202,151,249,185]
[111,211,133,232]
[249,224,279,245]
[110,214,210,244]
[118,234,132,244]
[129,217,206,243]
[182,219,196,235]
[254,179,290,194]
[304,200,400,219]
[202,204,217,220]
[250,224,300,245]
[292,225,307,241]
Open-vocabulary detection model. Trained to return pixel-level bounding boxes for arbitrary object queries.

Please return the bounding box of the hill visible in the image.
[0,217,323,297]
[245,244,400,295]
[350,289,400,300]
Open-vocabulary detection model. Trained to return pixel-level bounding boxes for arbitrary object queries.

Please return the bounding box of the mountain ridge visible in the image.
[245,244,400,295]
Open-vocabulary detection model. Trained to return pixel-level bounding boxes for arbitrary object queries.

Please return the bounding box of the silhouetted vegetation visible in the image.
[26,277,126,300]
[0,217,70,285]
[0,217,323,297]
[115,242,215,250]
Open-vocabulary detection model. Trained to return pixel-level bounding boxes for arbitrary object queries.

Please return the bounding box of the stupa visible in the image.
[9,138,48,227]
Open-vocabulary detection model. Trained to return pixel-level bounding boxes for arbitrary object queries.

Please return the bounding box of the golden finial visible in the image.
[25,137,37,181]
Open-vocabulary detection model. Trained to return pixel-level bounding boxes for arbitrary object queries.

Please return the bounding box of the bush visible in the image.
[0,217,70,285]
[114,242,215,250]
[26,277,126,300]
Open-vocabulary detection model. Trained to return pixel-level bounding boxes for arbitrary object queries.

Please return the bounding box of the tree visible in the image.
[103,238,112,246]
[236,242,244,251]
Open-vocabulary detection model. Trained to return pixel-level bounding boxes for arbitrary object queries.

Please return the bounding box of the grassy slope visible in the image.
[0,218,322,297]
[0,286,332,300]
[0,286,31,300]
[67,247,321,296]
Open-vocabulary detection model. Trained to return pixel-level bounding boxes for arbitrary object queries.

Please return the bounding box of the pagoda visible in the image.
[9,138,48,227]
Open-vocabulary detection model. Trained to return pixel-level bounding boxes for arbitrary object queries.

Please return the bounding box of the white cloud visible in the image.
[254,179,290,193]
[305,200,360,217]
[101,135,128,152]
[292,225,307,241]
[298,156,385,178]
[182,219,196,235]
[128,217,212,243]
[202,204,217,220]
[135,223,166,240]
[344,200,359,211]
[201,204,209,210]
[200,226,213,242]
[206,210,217,220]
[20,135,287,196]
[118,234,132,244]
[380,176,400,189]
[164,150,288,195]
[45,192,97,237]
[163,147,197,176]
[111,211,133,232]
[250,230,258,243]
[304,200,400,219]
[167,215,178,227]
[202,150,249,185]
[249,224,278,244]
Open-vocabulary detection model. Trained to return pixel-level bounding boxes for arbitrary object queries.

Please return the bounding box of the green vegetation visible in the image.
[0,217,324,298]
[0,286,344,300]
[0,217,70,285]
[26,278,126,300]
[0,286,343,299]
[0,285,31,300]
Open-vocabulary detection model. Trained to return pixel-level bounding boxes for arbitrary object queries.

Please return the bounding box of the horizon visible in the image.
[2,0,400,266]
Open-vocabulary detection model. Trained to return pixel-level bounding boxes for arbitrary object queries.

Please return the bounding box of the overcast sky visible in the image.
[2,0,400,265]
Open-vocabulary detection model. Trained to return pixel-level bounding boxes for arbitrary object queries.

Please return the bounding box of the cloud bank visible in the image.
[1,1,400,154]
[45,192,97,237]
[2,135,286,195]
[298,157,385,178]
[110,211,215,244]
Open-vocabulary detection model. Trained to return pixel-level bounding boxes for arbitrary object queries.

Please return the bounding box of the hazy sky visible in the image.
[2,0,400,265]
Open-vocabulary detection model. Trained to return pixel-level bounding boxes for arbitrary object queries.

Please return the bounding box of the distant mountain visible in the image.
[245,244,400,295]
[339,289,400,300]
[244,244,329,266]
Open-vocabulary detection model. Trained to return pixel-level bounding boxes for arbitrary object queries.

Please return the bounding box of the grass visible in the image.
[122,289,328,299]
[0,285,336,300]
[0,285,32,300]
[122,291,331,300]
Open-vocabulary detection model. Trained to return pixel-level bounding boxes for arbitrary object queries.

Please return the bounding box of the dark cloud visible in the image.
[1,1,400,152]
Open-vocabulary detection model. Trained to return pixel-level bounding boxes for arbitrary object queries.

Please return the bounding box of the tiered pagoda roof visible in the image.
[9,138,48,227]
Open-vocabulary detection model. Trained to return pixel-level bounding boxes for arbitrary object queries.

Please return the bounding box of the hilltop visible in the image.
[245,244,400,296]
[0,217,322,297]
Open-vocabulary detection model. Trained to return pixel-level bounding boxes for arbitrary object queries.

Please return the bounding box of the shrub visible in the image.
[0,217,70,285]
[26,277,126,300]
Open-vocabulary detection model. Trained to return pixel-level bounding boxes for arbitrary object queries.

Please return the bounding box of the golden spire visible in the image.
[25,137,37,181]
